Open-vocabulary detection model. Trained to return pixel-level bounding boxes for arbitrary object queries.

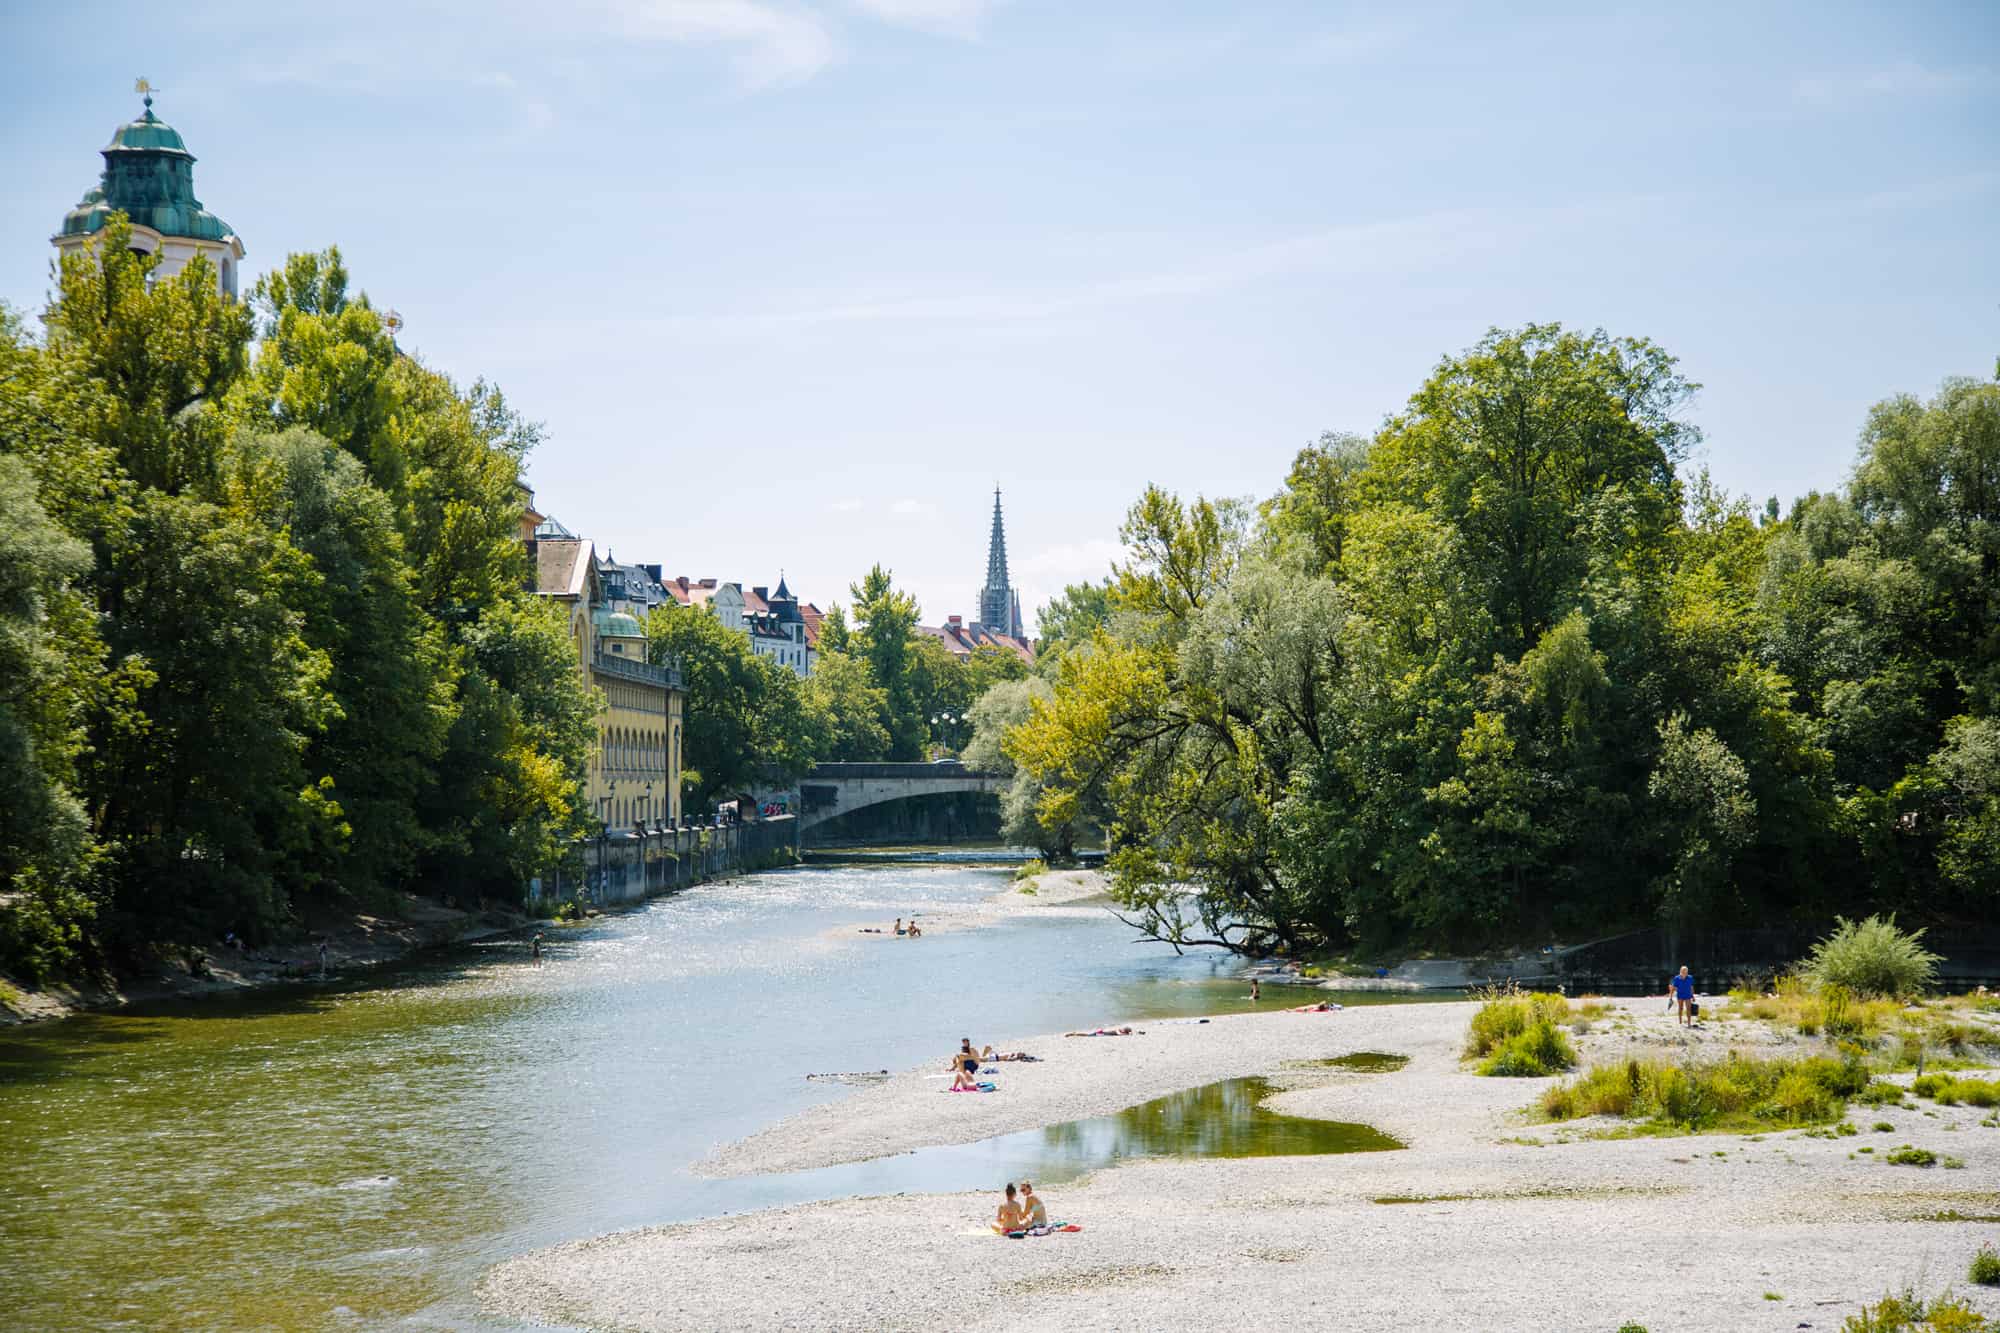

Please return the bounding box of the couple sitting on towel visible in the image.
[992,1181,1048,1234]
[949,1038,991,1090]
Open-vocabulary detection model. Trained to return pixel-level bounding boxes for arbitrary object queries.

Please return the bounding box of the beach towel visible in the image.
[1005,1223,1082,1238]
[945,1082,998,1093]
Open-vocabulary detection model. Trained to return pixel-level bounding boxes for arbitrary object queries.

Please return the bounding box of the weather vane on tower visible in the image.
[134,77,156,112]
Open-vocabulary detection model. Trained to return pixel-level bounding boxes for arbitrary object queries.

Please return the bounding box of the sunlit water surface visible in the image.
[0,861,1432,1330]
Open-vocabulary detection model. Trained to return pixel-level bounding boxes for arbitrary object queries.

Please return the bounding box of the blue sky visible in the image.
[2,1,1995,632]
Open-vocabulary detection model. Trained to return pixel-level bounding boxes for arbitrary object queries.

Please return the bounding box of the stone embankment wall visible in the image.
[531,816,800,908]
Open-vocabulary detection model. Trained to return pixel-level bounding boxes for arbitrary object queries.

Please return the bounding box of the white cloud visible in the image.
[1794,60,1987,104]
[849,0,1000,39]
[890,498,935,515]
[597,0,841,87]
[828,497,865,512]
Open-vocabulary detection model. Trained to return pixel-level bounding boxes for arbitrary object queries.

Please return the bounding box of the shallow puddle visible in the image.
[779,1074,1403,1207]
[1302,1051,1410,1073]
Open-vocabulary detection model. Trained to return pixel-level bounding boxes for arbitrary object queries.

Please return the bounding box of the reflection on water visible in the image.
[0,863,1435,1331]
[1025,1075,1401,1166]
[756,1077,1400,1217]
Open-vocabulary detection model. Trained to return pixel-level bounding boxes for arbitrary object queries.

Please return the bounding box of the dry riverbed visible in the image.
[481,995,2000,1331]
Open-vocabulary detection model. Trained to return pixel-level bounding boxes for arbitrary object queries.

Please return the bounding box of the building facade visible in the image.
[527,503,686,830]
[667,575,822,678]
[53,91,245,299]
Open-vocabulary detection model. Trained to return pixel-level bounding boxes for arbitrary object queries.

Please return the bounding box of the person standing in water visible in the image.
[531,932,543,966]
[1669,965,1697,1027]
[1249,979,1261,1002]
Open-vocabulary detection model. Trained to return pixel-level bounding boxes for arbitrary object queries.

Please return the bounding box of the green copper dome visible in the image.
[593,608,645,639]
[58,99,237,246]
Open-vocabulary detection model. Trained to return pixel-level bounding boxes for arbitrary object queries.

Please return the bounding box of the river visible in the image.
[0,860,1424,1331]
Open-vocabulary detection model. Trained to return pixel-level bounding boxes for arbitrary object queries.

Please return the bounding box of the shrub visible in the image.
[1971,1245,2000,1287]
[1885,1145,1938,1167]
[1540,1052,1864,1134]
[1479,1019,1577,1077]
[1920,1077,1999,1108]
[1858,1080,1907,1106]
[1014,858,1047,882]
[1464,987,1572,1059]
[1802,915,1940,999]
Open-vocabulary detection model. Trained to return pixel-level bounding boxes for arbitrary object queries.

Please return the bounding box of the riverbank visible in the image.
[0,891,532,1026]
[482,996,2000,1332]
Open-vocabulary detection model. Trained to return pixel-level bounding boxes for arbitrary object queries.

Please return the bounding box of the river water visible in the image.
[0,861,1423,1331]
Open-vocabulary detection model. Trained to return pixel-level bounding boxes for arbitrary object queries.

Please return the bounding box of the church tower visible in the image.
[978,487,1023,638]
[53,84,245,299]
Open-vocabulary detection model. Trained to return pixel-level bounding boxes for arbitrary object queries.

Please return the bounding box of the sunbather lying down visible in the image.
[1063,1026,1142,1037]
[986,1051,1040,1061]
[1290,1001,1343,1013]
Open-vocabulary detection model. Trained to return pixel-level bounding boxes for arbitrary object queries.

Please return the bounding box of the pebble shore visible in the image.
[481,994,2000,1331]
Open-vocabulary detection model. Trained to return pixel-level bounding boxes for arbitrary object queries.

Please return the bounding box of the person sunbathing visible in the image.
[952,1065,984,1091]
[988,1050,1040,1062]
[1019,1181,1048,1229]
[1063,1026,1139,1037]
[1290,1000,1342,1012]
[992,1183,1025,1234]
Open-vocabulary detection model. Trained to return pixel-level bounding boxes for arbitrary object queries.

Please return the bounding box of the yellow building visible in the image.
[528,514,684,830]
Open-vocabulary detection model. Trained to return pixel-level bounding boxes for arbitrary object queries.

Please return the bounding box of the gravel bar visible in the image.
[481,997,2000,1331]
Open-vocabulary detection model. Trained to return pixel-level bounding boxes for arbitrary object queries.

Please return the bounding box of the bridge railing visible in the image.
[803,762,1002,779]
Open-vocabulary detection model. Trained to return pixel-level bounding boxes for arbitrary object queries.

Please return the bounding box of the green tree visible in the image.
[803,650,890,761]
[227,426,453,901]
[849,564,926,759]
[1035,578,1114,653]
[645,602,820,803]
[0,454,103,982]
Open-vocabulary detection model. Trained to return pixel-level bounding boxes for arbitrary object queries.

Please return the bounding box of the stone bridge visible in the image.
[793,762,1005,833]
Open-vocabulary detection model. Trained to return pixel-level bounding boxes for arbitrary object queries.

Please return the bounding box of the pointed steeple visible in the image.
[979,487,1014,632]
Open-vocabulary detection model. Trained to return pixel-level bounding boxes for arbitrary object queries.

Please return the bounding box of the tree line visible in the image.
[0,225,1041,986]
[992,325,1999,957]
[0,224,600,982]
[645,563,1028,808]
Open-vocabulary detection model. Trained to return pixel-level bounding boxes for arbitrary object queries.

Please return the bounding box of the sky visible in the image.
[2,1,1996,634]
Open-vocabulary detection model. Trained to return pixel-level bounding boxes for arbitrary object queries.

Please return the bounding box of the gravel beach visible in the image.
[482,994,2000,1331]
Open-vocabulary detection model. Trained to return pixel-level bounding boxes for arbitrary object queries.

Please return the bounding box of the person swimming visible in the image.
[992,1183,1025,1234]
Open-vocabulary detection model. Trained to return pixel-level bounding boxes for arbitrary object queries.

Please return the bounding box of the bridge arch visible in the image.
[793,762,1006,835]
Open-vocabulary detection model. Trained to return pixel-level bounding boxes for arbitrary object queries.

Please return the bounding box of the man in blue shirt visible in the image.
[1670,966,1697,1027]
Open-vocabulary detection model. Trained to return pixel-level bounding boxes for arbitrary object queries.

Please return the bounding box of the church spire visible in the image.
[979,487,1020,636]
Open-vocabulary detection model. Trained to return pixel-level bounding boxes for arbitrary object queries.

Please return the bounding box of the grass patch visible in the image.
[1875,1121,1896,1131]
[1765,1291,1784,1301]
[1539,1052,1867,1134]
[1840,1287,1998,1332]
[1970,1245,2000,1287]
[1885,1145,1938,1167]
[1465,986,1577,1076]
[1911,1074,2000,1107]
[1013,858,1046,887]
